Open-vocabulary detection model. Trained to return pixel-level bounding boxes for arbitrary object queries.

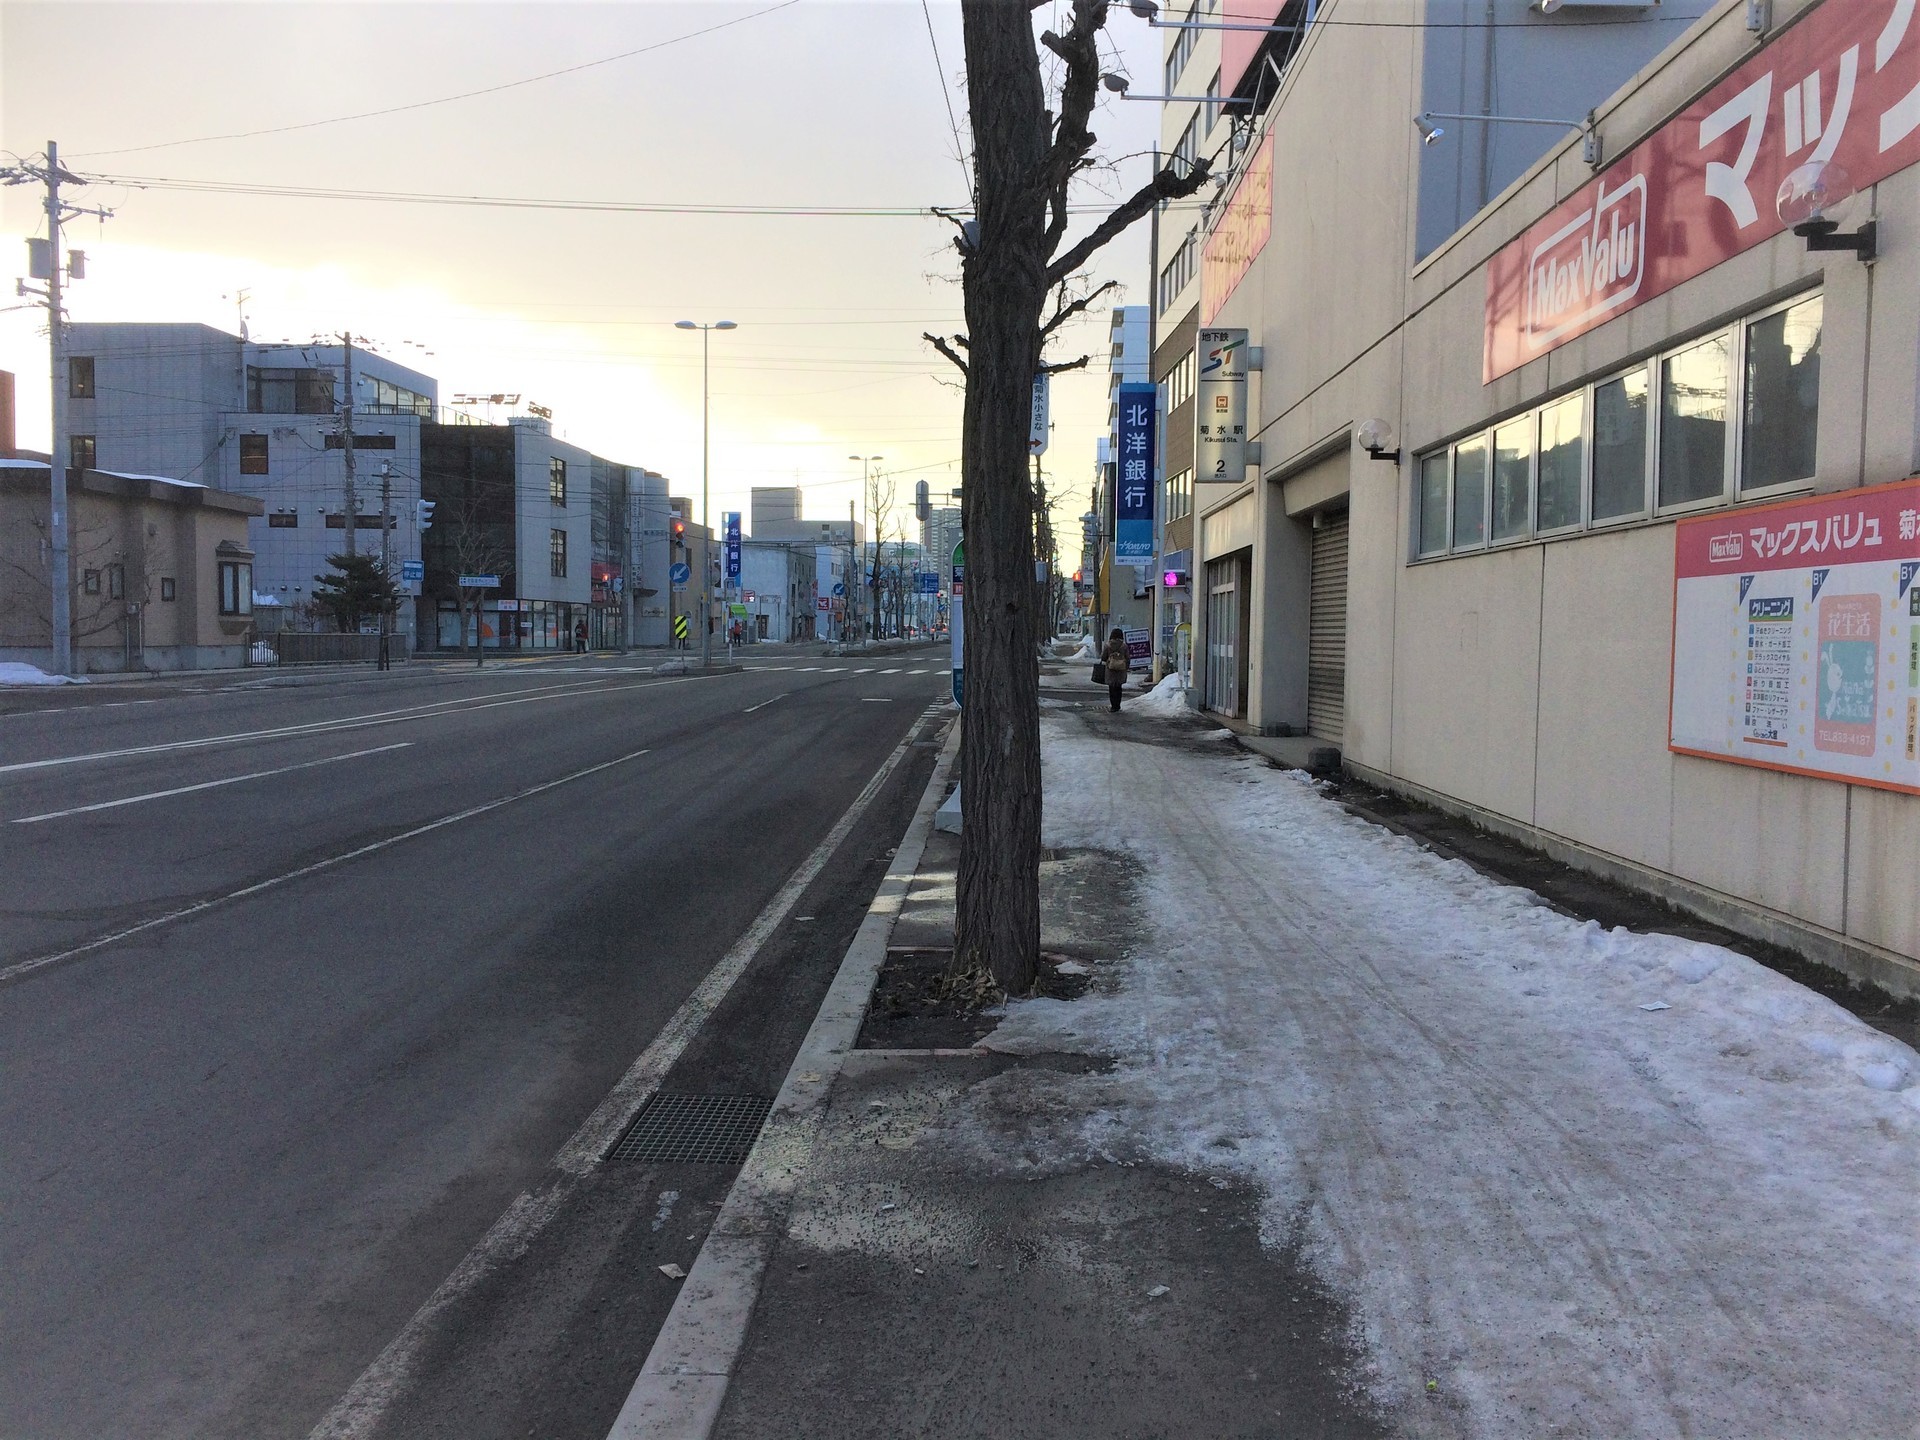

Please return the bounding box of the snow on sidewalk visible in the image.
[954,717,1918,1438]
[0,662,84,686]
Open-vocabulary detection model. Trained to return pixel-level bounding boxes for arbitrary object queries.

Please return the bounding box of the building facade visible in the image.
[1165,0,1918,990]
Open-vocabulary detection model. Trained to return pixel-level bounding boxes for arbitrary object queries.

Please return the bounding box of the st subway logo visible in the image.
[1524,175,1647,351]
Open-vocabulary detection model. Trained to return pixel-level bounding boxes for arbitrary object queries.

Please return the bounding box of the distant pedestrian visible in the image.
[1102,628,1130,713]
[573,619,588,654]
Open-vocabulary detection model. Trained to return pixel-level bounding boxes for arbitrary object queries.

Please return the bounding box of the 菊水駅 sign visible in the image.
[1485,0,1920,381]
[1195,328,1249,483]
[1669,476,1920,795]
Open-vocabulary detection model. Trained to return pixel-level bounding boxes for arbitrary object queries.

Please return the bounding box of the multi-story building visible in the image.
[1166,0,1915,990]
[63,323,437,644]
[739,540,819,642]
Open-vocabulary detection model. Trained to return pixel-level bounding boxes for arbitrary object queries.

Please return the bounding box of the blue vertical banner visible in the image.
[723,511,742,583]
[1114,382,1156,564]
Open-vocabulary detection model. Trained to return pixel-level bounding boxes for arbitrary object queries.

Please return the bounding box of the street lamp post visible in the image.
[676,319,737,669]
[849,454,881,641]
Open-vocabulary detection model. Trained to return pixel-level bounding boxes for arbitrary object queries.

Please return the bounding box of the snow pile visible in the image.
[1127,671,1193,718]
[0,663,85,686]
[943,718,1920,1436]
[1066,634,1097,661]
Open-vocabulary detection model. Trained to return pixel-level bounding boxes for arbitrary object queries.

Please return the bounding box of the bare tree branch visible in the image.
[924,332,969,374]
[1047,154,1212,285]
[1041,278,1119,339]
[1040,354,1091,374]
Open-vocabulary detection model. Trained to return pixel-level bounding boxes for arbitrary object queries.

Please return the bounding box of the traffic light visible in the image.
[671,518,687,548]
[416,499,436,530]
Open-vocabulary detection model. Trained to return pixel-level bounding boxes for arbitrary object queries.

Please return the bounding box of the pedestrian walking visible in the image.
[573,619,588,654]
[1101,628,1130,713]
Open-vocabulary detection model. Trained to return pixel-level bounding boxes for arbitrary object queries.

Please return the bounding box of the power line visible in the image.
[69,0,804,160]
[919,0,973,202]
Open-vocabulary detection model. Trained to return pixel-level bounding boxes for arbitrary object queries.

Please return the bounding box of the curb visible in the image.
[604,713,961,1440]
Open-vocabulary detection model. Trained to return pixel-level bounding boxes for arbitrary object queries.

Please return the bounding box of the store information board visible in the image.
[1670,478,1920,795]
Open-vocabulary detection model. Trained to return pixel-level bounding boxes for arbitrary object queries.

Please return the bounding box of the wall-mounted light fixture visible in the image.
[1357,418,1401,464]
[1101,74,1252,106]
[1416,109,1602,167]
[1777,160,1877,261]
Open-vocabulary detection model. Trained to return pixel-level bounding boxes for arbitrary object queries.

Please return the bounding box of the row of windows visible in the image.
[1167,467,1194,522]
[84,569,184,603]
[1163,0,1201,92]
[1158,229,1197,315]
[1414,292,1822,558]
[248,367,336,415]
[1161,349,1196,413]
[359,376,432,417]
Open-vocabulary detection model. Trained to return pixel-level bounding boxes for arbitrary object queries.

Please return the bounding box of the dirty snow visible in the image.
[0,663,85,686]
[1126,672,1192,718]
[959,717,1919,1437]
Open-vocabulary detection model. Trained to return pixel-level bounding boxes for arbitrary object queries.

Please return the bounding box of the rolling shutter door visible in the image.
[1307,510,1348,742]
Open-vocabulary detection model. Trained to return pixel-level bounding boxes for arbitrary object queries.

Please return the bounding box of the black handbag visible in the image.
[1092,662,1108,685]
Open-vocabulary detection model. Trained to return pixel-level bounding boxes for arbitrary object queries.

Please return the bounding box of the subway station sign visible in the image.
[1195,328,1250,483]
[1485,0,1920,381]
[1670,476,1920,795]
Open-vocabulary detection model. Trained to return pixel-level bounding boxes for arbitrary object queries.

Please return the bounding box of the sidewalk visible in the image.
[626,692,1919,1439]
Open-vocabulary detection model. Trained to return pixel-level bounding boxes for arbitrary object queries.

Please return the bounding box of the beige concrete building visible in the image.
[1178,0,1920,991]
[0,461,266,673]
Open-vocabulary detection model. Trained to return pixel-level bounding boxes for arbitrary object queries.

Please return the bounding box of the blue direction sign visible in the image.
[670,561,692,586]
[400,559,424,584]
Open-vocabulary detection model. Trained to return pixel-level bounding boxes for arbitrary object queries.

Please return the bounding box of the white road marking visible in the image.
[852,668,875,674]
[861,697,893,703]
[742,693,786,714]
[11,743,414,824]
[0,675,691,777]
[907,669,928,675]
[0,747,653,989]
[879,668,902,674]
[797,666,821,672]
[307,707,941,1440]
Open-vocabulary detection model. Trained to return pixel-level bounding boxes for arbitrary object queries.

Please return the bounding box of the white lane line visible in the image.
[0,675,690,777]
[861,697,893,703]
[907,669,928,675]
[853,668,875,675]
[879,668,902,675]
[308,708,940,1440]
[797,666,821,673]
[11,743,414,824]
[742,693,786,714]
[0,747,653,989]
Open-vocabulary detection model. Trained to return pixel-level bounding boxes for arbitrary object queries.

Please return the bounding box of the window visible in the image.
[107,564,124,600]
[1451,435,1488,548]
[69,356,95,399]
[1409,290,1822,562]
[1491,418,1533,542]
[160,577,176,602]
[1204,69,1222,132]
[247,366,335,415]
[1171,114,1200,179]
[1591,368,1649,521]
[1416,451,1449,555]
[70,434,96,472]
[1658,335,1730,508]
[1741,293,1822,493]
[240,433,269,474]
[1158,229,1198,313]
[1160,349,1196,413]
[324,432,397,451]
[83,568,101,595]
[1163,0,1200,91]
[1166,468,1193,521]
[550,527,568,578]
[1536,393,1584,532]
[218,561,252,615]
[268,511,299,528]
[549,457,568,505]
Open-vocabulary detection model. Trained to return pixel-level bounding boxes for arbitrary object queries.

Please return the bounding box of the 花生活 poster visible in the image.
[1670,477,1920,794]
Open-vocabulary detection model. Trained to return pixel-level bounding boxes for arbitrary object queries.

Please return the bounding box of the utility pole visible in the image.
[340,334,358,559]
[3,142,111,677]
[378,459,394,668]
[846,499,856,642]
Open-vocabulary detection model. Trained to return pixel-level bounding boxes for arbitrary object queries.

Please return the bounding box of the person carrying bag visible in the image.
[1100,628,1130,713]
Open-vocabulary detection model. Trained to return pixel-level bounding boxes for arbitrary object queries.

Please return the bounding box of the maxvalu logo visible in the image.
[1708,531,1745,564]
[1524,175,1648,350]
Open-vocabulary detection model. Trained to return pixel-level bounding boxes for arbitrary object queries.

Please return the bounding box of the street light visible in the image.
[850,454,882,641]
[676,319,738,668]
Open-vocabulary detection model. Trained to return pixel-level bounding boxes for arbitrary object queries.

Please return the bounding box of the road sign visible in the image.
[400,559,424,584]
[670,561,691,586]
[832,582,846,597]
[916,571,939,594]
[673,613,689,642]
[457,575,500,589]
[1028,373,1049,455]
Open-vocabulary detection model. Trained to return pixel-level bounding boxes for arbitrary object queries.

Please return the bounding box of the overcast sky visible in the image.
[0,0,1165,541]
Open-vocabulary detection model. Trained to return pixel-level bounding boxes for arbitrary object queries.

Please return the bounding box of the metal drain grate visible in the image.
[609,1093,774,1165]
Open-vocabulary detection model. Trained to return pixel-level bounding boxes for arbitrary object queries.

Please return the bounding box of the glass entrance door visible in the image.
[1205,559,1239,716]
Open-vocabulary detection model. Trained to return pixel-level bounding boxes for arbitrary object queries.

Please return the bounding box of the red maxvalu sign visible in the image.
[1484,0,1920,382]
[1673,475,1920,579]
[1202,134,1273,324]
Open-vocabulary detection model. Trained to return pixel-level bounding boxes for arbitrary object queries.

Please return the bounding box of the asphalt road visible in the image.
[0,649,950,1440]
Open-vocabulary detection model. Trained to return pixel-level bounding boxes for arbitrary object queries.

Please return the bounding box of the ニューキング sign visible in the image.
[1195,328,1249,483]
[1485,0,1920,381]
[1670,476,1920,795]
[1114,382,1157,565]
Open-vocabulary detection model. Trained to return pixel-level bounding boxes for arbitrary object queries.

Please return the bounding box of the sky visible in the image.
[0,0,1167,544]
